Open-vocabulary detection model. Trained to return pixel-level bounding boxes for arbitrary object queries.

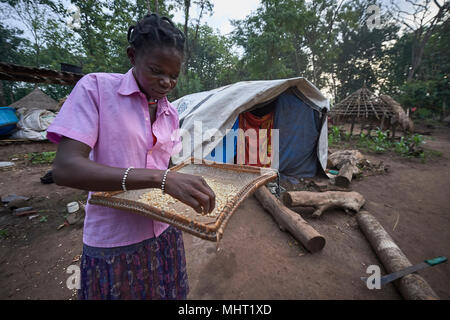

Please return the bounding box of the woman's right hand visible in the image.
[163,171,216,214]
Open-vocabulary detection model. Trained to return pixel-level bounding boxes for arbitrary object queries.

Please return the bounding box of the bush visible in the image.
[357,129,426,158]
[414,108,434,120]
[328,125,342,145]
[329,127,431,160]
[393,134,425,158]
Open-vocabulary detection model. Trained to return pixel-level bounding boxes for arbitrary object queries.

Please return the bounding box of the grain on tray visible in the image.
[137,177,238,217]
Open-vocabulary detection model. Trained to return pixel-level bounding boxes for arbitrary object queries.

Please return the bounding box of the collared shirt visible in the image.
[47,69,181,248]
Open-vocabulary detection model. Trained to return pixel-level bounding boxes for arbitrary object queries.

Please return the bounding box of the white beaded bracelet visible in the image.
[161,169,170,194]
[121,167,134,192]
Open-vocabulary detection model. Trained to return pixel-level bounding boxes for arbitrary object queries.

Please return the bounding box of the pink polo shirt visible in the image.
[47,69,181,248]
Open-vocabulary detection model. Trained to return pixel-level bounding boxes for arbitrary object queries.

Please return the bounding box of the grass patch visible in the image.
[328,126,440,162]
[27,151,56,164]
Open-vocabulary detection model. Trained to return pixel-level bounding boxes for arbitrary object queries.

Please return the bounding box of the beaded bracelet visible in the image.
[121,167,134,192]
[161,169,170,194]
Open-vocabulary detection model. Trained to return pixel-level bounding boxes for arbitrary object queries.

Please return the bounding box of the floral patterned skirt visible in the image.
[78,226,189,300]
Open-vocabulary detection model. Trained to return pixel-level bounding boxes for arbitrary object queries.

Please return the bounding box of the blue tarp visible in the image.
[205,117,239,164]
[205,92,321,179]
[273,92,321,178]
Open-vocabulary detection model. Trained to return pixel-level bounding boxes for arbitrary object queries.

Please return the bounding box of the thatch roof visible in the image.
[10,87,59,112]
[330,86,395,120]
[379,94,414,132]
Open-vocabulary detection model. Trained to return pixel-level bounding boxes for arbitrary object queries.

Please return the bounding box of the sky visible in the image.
[171,0,261,35]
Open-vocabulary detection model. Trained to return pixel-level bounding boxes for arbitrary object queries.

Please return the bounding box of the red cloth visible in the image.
[238,111,274,167]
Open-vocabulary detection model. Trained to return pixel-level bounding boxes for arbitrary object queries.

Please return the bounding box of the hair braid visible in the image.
[127,13,185,56]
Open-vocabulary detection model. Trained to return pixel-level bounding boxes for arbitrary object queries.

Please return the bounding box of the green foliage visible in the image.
[354,129,426,158]
[371,129,391,153]
[0,229,9,238]
[387,22,450,119]
[329,126,432,160]
[395,134,425,158]
[415,108,434,120]
[328,125,342,145]
[28,151,56,164]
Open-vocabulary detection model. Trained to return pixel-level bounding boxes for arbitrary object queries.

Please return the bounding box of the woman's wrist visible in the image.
[126,168,166,190]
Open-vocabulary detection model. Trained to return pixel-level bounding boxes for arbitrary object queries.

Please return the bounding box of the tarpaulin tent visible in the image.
[171,77,330,180]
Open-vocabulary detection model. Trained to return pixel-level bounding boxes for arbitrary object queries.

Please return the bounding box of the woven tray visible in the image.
[89,158,278,242]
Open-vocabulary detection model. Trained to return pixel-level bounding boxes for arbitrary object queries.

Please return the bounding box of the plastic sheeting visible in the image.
[171,77,329,173]
[10,108,55,141]
[16,109,55,131]
[274,92,321,178]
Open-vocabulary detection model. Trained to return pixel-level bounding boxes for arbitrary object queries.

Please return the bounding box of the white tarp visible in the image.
[10,108,55,141]
[171,77,330,171]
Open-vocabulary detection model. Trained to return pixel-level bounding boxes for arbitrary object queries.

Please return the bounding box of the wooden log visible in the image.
[335,161,354,188]
[283,190,365,218]
[254,187,326,253]
[357,211,440,300]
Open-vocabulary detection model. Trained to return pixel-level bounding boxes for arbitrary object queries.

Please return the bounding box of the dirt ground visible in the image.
[0,122,449,300]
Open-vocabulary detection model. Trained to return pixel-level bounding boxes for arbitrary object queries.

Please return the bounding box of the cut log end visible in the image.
[306,235,326,253]
[282,192,293,207]
[335,176,350,188]
[335,162,354,188]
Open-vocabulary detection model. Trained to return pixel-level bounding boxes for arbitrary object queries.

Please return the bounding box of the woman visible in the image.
[47,13,215,300]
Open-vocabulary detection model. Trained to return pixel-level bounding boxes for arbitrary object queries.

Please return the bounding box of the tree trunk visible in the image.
[283,190,365,218]
[357,211,440,300]
[442,98,447,121]
[406,3,449,82]
[254,187,326,253]
[0,81,5,106]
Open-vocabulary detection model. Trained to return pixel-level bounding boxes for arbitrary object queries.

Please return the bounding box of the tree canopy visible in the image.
[0,0,448,118]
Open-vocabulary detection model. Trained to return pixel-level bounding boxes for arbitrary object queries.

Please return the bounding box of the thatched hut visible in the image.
[330,85,413,137]
[10,87,59,113]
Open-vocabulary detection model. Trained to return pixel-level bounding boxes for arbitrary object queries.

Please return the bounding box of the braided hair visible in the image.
[127,13,185,57]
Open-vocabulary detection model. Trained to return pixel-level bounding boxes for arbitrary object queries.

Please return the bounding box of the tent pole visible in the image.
[380,114,386,131]
[350,116,356,136]
[391,123,397,141]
